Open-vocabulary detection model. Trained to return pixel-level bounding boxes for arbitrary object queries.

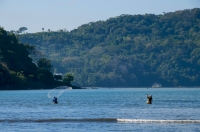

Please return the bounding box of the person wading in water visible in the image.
[53,96,58,104]
[146,94,152,104]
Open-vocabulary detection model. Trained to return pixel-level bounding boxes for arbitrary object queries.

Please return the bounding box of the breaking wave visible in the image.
[1,118,200,124]
[117,119,200,123]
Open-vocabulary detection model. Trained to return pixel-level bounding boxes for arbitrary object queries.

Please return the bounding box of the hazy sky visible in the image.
[1,0,200,33]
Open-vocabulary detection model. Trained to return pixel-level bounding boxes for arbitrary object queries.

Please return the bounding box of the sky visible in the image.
[0,0,200,33]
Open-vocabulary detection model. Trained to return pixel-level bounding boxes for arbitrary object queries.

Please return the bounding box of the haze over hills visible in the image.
[19,8,200,87]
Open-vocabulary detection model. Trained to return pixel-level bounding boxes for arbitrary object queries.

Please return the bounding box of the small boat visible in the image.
[152,83,162,88]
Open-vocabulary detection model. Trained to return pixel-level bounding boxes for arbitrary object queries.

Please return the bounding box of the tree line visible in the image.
[19,8,200,87]
[0,27,74,90]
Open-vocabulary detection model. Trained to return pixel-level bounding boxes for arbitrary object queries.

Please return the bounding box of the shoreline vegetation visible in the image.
[0,27,82,90]
[1,86,199,90]
[19,8,200,87]
[1,8,200,89]
[0,83,83,90]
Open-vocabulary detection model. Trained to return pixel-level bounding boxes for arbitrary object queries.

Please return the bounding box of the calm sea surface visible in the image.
[0,88,200,132]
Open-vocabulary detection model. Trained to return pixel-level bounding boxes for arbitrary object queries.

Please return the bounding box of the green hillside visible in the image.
[0,27,69,89]
[19,8,200,87]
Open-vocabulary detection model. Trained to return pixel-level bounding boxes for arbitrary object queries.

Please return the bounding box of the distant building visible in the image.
[152,83,162,88]
[53,73,63,81]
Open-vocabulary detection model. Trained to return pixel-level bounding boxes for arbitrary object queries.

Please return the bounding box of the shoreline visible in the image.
[0,83,83,90]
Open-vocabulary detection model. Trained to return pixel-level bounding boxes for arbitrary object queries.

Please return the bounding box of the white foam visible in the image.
[117,119,200,123]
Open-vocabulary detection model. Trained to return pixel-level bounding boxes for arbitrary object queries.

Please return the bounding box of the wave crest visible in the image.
[117,119,200,123]
[1,118,200,124]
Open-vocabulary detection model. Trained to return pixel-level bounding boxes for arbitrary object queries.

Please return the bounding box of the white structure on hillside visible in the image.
[152,83,162,88]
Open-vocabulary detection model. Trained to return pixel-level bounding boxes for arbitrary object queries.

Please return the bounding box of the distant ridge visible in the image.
[19,8,200,87]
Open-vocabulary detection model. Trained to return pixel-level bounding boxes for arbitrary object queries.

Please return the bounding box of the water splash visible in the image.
[47,86,72,98]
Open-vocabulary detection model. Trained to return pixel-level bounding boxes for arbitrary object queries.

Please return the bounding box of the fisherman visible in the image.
[53,96,58,104]
[146,94,152,104]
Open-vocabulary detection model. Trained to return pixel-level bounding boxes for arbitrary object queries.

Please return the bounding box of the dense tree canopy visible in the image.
[37,58,53,71]
[0,27,58,89]
[19,8,200,87]
[63,73,74,84]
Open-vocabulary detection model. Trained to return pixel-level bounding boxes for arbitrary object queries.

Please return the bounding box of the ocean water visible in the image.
[0,88,200,132]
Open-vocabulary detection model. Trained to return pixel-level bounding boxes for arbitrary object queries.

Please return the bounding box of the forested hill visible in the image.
[0,28,67,90]
[19,8,200,87]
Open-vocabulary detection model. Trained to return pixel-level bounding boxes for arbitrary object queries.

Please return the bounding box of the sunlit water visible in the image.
[0,88,200,132]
